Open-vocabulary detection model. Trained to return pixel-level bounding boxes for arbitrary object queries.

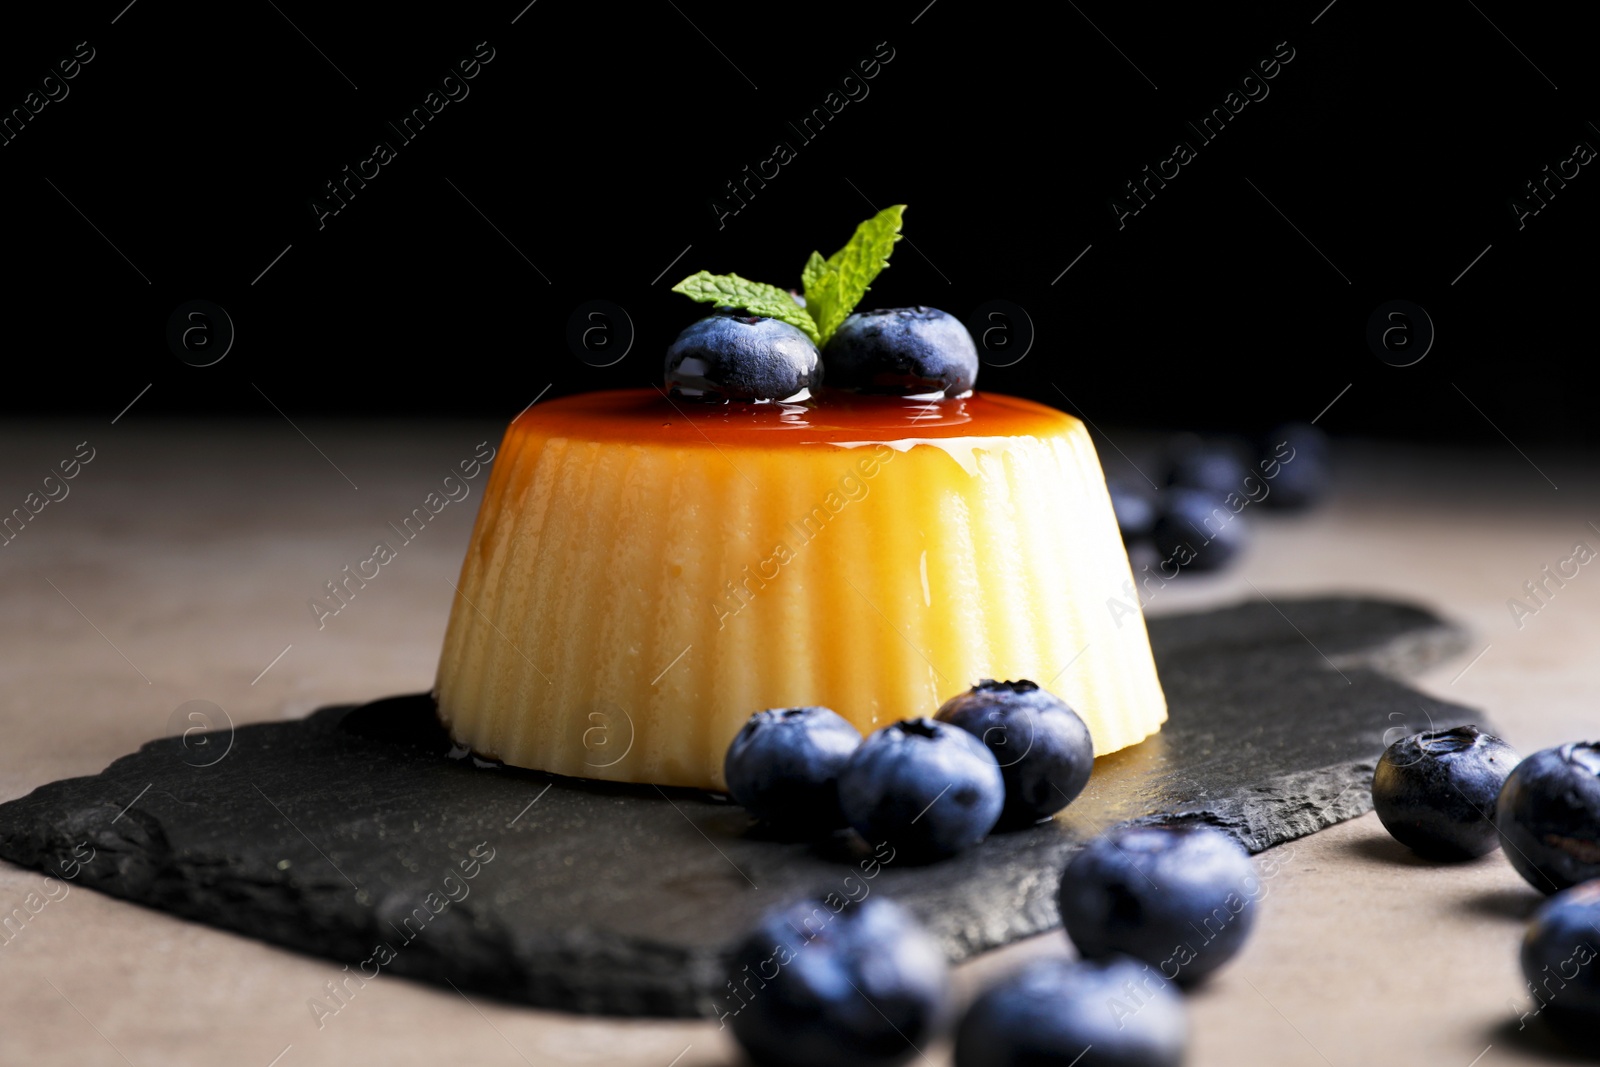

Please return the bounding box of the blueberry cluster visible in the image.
[665,306,978,403]
[723,689,1269,1065]
[722,680,1095,862]
[723,817,1258,1066]
[1111,423,1330,576]
[1370,729,1600,1047]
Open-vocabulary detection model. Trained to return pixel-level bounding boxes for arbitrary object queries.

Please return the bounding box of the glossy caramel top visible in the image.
[510,389,1079,448]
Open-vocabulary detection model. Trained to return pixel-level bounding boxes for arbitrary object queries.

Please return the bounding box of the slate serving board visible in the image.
[0,596,1481,1017]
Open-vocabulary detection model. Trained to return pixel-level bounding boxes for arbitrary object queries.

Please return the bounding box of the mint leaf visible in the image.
[671,271,819,343]
[800,250,829,293]
[802,204,905,345]
[671,206,908,349]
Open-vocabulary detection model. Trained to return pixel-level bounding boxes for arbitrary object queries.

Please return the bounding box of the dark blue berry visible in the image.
[1161,435,1250,497]
[935,679,1094,828]
[955,956,1186,1067]
[1059,823,1258,984]
[1151,488,1247,573]
[665,314,821,402]
[823,307,979,397]
[724,706,862,835]
[838,718,1004,862]
[726,896,950,1067]
[1108,479,1157,543]
[1520,882,1600,1041]
[1496,743,1600,893]
[1257,423,1330,511]
[1371,726,1520,859]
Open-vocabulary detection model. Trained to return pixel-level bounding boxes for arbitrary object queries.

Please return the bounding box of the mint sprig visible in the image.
[802,205,904,343]
[670,271,820,343]
[672,205,907,348]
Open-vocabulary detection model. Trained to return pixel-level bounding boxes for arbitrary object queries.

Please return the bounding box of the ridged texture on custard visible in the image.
[435,401,1167,789]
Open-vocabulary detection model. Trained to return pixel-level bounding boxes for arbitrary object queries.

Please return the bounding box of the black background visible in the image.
[2,1,1594,441]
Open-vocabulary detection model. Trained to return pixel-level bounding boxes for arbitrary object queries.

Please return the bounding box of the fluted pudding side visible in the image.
[434,389,1167,789]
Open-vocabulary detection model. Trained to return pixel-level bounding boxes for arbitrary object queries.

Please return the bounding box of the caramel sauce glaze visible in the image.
[509,389,1077,447]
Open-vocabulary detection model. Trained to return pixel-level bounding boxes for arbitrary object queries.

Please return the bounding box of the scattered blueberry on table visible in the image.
[724,706,863,836]
[1161,434,1251,498]
[934,679,1095,828]
[726,896,950,1067]
[1108,479,1158,544]
[1520,881,1600,1042]
[1116,425,1331,576]
[954,955,1187,1067]
[823,307,980,397]
[664,314,822,402]
[1151,488,1248,572]
[837,718,1005,862]
[1258,422,1330,511]
[1058,823,1258,984]
[1371,725,1521,859]
[1496,742,1600,893]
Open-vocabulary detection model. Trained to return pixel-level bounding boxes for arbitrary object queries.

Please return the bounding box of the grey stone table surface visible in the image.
[1,418,1597,1066]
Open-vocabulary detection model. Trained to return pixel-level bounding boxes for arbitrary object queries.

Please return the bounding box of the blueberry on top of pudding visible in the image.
[823,306,979,398]
[664,314,822,403]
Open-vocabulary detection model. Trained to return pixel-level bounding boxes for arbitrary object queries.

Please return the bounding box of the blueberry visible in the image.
[955,956,1186,1067]
[1107,479,1157,544]
[822,307,979,397]
[1151,488,1247,572]
[1257,423,1330,511]
[725,896,950,1067]
[665,314,822,402]
[1161,435,1250,497]
[1059,823,1258,984]
[934,679,1094,828]
[1520,881,1600,1040]
[1496,742,1600,893]
[1262,420,1329,462]
[838,718,1004,862]
[724,706,862,835]
[1371,725,1520,859]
